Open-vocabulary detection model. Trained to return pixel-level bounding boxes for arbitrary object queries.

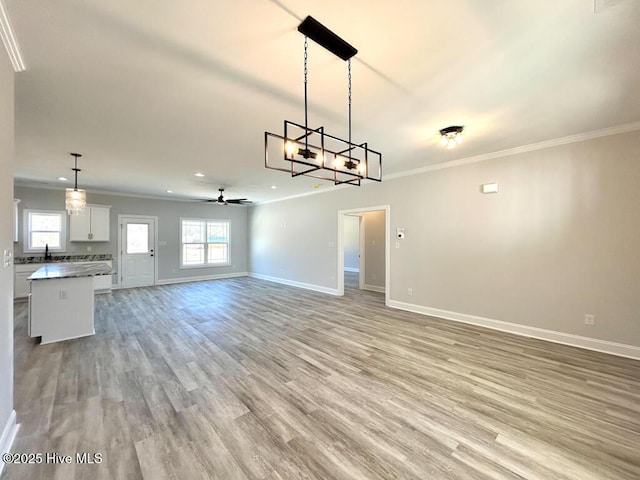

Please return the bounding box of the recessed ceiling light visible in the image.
[312,184,320,189]
[194,172,205,177]
[58,176,68,181]
[271,185,277,189]
[166,189,174,193]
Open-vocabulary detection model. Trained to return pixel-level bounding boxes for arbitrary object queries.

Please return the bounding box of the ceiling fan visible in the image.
[205,188,252,205]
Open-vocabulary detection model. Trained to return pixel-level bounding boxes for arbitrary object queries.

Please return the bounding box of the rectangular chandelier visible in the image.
[264,16,382,186]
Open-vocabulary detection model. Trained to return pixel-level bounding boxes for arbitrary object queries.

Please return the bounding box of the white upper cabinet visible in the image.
[69,204,111,241]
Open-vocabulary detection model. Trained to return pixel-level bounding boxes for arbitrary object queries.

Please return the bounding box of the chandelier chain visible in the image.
[348,59,352,156]
[304,37,308,146]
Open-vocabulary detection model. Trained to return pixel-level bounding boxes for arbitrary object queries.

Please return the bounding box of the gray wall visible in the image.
[363,211,385,289]
[14,187,249,283]
[249,130,640,347]
[343,215,359,271]
[0,46,15,451]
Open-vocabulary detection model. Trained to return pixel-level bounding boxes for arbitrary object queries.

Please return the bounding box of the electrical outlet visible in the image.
[87,246,92,252]
[408,288,413,296]
[59,290,67,300]
[584,314,595,326]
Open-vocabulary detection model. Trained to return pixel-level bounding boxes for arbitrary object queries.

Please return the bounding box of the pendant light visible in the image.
[65,152,87,215]
[264,16,382,186]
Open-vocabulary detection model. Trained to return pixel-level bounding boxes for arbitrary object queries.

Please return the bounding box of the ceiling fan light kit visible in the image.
[206,188,252,206]
[264,16,382,187]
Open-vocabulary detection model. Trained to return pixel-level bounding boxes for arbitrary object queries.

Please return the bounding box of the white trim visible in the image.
[0,1,25,72]
[344,267,359,273]
[337,205,391,306]
[40,330,95,345]
[23,209,67,253]
[0,410,19,475]
[388,300,640,361]
[179,217,231,268]
[385,121,640,182]
[156,272,248,285]
[363,284,385,293]
[358,215,365,289]
[249,272,339,296]
[255,121,640,206]
[117,215,159,288]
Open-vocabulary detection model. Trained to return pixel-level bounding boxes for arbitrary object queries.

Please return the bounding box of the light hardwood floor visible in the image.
[3,275,640,479]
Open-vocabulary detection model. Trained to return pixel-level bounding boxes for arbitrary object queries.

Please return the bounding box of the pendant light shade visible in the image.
[65,187,86,215]
[65,152,87,215]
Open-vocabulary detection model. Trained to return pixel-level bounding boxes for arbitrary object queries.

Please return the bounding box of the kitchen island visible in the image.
[28,262,112,344]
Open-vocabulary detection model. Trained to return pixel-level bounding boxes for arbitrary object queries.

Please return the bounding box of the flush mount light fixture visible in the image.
[58,176,68,181]
[65,153,87,215]
[264,16,382,186]
[194,172,205,177]
[166,189,174,193]
[439,126,464,149]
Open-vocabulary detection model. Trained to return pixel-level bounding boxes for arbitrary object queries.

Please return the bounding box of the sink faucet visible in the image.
[44,243,52,262]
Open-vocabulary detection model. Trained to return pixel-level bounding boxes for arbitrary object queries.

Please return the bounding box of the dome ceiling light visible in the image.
[439,126,464,149]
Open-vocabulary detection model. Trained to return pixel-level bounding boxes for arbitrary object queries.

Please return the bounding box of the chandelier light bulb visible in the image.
[334,155,345,168]
[447,138,456,149]
[357,162,366,173]
[285,141,297,156]
[440,135,448,146]
[456,133,463,144]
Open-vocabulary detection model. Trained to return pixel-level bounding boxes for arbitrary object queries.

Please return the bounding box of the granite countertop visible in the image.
[15,254,113,265]
[29,262,113,281]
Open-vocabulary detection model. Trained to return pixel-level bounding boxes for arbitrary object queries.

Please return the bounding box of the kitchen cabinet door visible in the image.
[89,206,110,241]
[70,205,110,241]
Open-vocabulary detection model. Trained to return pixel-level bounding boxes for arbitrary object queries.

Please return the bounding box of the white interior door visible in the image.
[120,217,156,288]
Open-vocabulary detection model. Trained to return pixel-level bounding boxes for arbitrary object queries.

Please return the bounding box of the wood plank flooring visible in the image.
[3,274,640,479]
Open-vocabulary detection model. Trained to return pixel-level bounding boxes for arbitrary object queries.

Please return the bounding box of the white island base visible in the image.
[29,276,95,344]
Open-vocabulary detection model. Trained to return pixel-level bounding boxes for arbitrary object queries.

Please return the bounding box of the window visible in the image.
[180,218,230,267]
[126,223,149,254]
[24,210,67,253]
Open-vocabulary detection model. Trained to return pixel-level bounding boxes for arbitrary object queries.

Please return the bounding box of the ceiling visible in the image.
[7,0,640,203]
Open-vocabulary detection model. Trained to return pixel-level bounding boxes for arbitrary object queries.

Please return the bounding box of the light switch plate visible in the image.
[3,249,12,268]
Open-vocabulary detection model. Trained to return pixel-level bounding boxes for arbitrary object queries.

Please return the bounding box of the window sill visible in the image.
[179,263,231,270]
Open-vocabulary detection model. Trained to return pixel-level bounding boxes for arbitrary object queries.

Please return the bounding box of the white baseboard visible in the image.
[388,300,640,361]
[156,272,248,286]
[344,267,360,273]
[249,272,339,296]
[0,410,19,476]
[363,284,385,293]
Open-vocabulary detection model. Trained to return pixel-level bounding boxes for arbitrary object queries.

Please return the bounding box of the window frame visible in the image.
[23,209,68,253]
[179,217,231,269]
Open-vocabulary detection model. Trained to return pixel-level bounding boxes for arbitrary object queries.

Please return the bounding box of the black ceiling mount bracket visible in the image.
[297,16,357,61]
[439,126,464,135]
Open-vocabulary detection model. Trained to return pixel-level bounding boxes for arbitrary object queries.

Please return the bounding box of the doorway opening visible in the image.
[117,215,158,288]
[337,205,390,306]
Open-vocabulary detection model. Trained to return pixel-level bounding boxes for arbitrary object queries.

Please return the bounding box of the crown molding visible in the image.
[385,121,640,182]
[0,0,25,72]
